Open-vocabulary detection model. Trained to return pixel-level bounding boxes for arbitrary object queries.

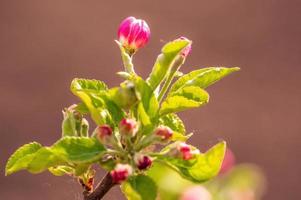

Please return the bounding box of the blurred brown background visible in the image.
[0,0,300,199]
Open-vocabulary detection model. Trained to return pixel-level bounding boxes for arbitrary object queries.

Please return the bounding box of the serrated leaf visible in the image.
[71,78,108,93]
[27,147,64,174]
[71,78,124,126]
[6,137,106,175]
[160,141,226,183]
[170,67,240,94]
[48,165,74,176]
[171,132,192,142]
[160,113,186,133]
[160,86,209,115]
[5,142,42,175]
[133,77,159,133]
[121,175,157,200]
[147,40,191,90]
[51,137,106,163]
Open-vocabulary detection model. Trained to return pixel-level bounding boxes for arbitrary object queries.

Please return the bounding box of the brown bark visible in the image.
[83,172,116,200]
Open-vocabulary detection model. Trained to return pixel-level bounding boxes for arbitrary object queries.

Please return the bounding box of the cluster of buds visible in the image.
[118,16,150,55]
[169,142,200,160]
[98,17,194,184]
[110,164,133,184]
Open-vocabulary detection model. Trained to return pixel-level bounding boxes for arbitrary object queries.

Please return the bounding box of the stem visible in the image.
[157,56,185,102]
[83,172,116,200]
[157,72,174,102]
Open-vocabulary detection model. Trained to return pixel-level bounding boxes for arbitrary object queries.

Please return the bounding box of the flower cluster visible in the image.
[91,16,198,184]
[5,14,239,200]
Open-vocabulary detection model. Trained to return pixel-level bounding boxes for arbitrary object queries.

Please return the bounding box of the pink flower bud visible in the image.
[119,118,138,136]
[118,16,150,53]
[154,126,173,142]
[96,125,113,144]
[110,164,133,184]
[177,36,192,57]
[169,142,199,160]
[134,154,152,170]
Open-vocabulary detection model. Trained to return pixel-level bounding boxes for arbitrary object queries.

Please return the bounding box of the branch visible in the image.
[83,172,116,200]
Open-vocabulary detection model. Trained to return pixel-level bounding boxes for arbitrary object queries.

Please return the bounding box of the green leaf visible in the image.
[147,39,191,90]
[71,78,125,126]
[171,132,192,142]
[5,142,42,175]
[48,165,74,176]
[170,67,240,94]
[133,77,159,132]
[121,175,158,200]
[27,147,65,174]
[6,137,106,175]
[71,78,108,93]
[160,141,226,183]
[160,86,209,115]
[51,137,106,163]
[160,113,186,134]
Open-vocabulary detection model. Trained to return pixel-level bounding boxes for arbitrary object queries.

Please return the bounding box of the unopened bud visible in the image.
[96,125,113,144]
[154,126,173,142]
[80,118,89,137]
[113,81,138,110]
[118,16,150,55]
[110,164,133,184]
[119,118,138,136]
[170,142,199,160]
[62,104,83,137]
[134,154,152,170]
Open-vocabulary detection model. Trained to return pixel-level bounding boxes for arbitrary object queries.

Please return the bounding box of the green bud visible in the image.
[62,106,77,137]
[62,105,86,137]
[110,81,138,110]
[80,118,89,137]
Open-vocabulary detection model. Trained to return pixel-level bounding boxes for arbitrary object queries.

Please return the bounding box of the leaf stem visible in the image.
[157,56,185,102]
[157,72,174,102]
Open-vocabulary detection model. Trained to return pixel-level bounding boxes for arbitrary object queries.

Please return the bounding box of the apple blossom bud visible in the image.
[119,118,138,136]
[110,164,133,184]
[170,142,199,160]
[154,126,173,142]
[134,154,152,170]
[113,81,138,110]
[96,125,113,144]
[177,36,192,57]
[118,16,150,54]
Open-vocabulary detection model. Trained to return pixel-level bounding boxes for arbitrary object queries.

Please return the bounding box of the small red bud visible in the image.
[97,125,113,144]
[135,154,152,170]
[154,126,173,142]
[110,164,133,184]
[178,143,194,160]
[170,142,199,160]
[119,118,138,136]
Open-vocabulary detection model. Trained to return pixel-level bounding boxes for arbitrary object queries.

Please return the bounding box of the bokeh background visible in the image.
[1,0,300,199]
